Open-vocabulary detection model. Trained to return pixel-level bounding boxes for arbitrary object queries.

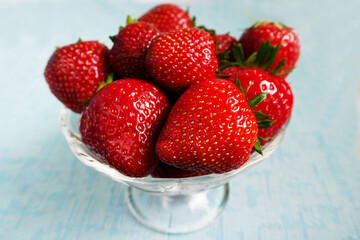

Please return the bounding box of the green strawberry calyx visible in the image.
[191,16,216,35]
[82,72,114,106]
[251,20,292,31]
[186,8,216,36]
[252,20,284,30]
[109,15,137,42]
[234,76,273,155]
[96,72,114,91]
[126,15,137,25]
[218,41,293,76]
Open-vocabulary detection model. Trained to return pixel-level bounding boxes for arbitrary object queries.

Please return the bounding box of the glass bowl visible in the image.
[60,107,288,234]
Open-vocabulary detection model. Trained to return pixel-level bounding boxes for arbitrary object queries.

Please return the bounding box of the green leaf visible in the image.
[270,59,285,75]
[253,138,263,155]
[257,120,273,129]
[273,22,284,30]
[262,43,280,70]
[218,44,246,71]
[106,72,114,84]
[254,41,266,66]
[82,98,91,106]
[191,16,196,27]
[233,43,245,66]
[110,24,125,43]
[191,15,216,35]
[77,38,82,43]
[253,110,270,122]
[247,41,283,72]
[246,52,258,66]
[126,15,136,25]
[216,51,229,62]
[216,73,231,78]
[234,76,245,95]
[258,136,271,141]
[273,66,294,76]
[247,92,267,109]
[197,25,216,35]
[96,72,114,92]
[214,40,219,52]
[253,20,273,28]
[218,60,235,72]
[219,27,287,75]
[109,35,117,42]
[264,42,275,66]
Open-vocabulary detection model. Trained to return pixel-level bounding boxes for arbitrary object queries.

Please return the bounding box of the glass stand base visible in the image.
[126,183,229,234]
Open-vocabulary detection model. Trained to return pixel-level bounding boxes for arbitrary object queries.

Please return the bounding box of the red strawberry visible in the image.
[109,20,160,79]
[146,27,218,94]
[80,79,170,177]
[151,161,208,178]
[238,21,300,75]
[44,40,109,113]
[138,4,192,33]
[213,34,236,55]
[155,78,258,173]
[221,67,293,143]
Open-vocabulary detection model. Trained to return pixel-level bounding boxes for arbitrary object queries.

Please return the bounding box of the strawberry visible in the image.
[238,21,300,75]
[109,17,160,79]
[155,78,258,173]
[151,161,208,178]
[44,40,109,113]
[146,27,218,94]
[138,4,192,33]
[80,79,170,177]
[221,67,293,143]
[219,42,293,143]
[213,34,236,55]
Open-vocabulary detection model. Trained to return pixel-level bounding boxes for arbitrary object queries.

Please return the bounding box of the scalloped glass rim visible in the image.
[60,107,288,194]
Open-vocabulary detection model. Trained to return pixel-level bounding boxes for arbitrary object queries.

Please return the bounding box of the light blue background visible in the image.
[1,0,359,239]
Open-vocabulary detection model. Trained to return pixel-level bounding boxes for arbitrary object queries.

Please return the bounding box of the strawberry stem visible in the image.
[244,11,256,24]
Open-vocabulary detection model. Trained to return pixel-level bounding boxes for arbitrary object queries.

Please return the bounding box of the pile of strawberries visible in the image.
[44,4,300,178]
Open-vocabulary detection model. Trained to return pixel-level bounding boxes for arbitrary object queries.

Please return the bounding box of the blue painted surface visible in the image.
[0,0,360,239]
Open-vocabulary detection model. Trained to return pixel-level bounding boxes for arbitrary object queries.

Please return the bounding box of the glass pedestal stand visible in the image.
[60,107,288,234]
[126,184,229,234]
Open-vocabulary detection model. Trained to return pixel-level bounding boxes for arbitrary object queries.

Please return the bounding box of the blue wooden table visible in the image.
[1,0,359,239]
